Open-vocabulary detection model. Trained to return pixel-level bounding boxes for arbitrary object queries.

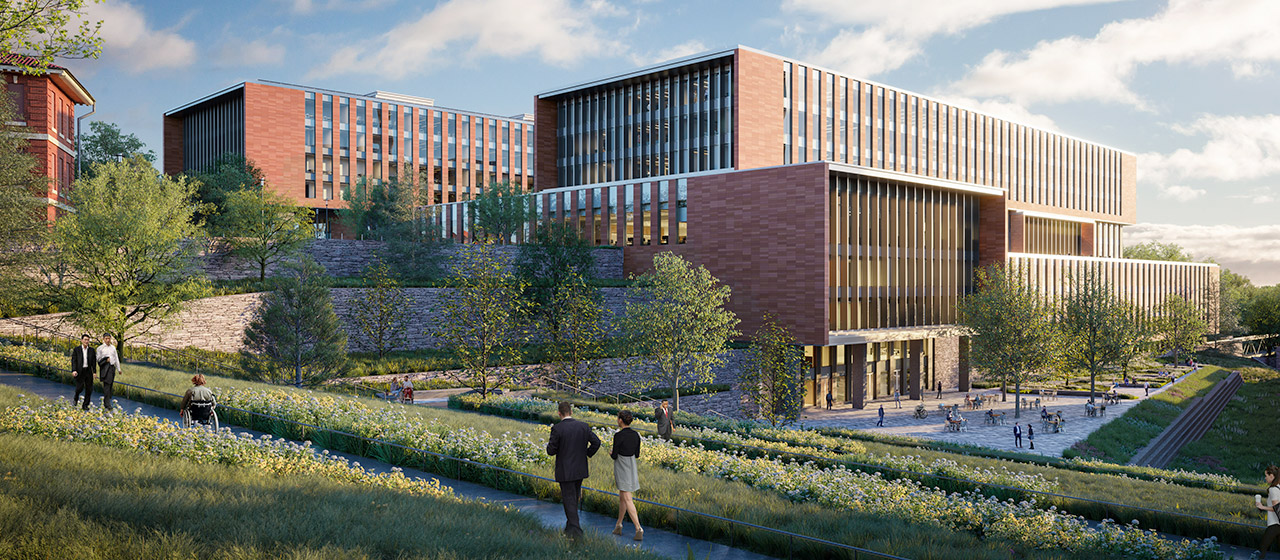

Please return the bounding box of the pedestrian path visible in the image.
[0,371,771,560]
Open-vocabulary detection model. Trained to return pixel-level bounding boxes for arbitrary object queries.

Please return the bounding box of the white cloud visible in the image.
[1139,114,1280,185]
[286,0,393,14]
[1126,223,1280,285]
[309,0,627,80]
[1158,185,1206,202]
[950,0,1280,108]
[82,0,196,73]
[214,39,286,68]
[628,40,708,67]
[783,0,1117,77]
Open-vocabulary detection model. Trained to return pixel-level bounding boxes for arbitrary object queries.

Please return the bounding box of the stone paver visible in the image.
[798,385,1157,458]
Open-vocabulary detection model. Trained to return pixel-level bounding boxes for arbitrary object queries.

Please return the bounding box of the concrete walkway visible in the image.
[0,371,771,560]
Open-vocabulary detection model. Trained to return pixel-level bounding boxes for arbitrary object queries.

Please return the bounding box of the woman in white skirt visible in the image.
[611,410,643,540]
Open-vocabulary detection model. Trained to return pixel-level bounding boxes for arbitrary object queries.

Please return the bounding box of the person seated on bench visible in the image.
[1040,407,1049,419]
[1086,401,1095,417]
[964,394,972,409]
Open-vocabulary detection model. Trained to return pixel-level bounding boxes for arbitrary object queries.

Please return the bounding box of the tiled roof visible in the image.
[0,53,67,71]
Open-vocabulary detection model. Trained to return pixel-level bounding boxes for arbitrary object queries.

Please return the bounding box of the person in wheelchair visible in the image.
[180,374,217,428]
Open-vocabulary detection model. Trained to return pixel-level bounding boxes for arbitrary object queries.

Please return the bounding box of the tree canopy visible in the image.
[53,157,210,354]
[191,153,265,233]
[78,121,156,180]
[0,0,103,73]
[1060,267,1140,402]
[241,259,348,387]
[220,187,315,282]
[470,181,532,242]
[617,252,740,411]
[740,313,805,427]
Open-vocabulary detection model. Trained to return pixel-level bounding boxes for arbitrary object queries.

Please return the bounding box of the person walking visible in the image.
[1013,423,1022,448]
[936,381,942,399]
[546,402,601,540]
[1251,465,1280,559]
[654,400,673,440]
[70,334,96,410]
[611,410,643,541]
[893,388,901,409]
[95,333,119,411]
[825,388,834,410]
[1027,424,1035,450]
[876,405,885,427]
[1144,381,1150,396]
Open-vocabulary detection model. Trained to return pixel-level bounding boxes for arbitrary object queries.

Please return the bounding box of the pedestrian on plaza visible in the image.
[893,389,901,409]
[1251,465,1280,559]
[877,405,885,427]
[1013,423,1022,448]
[610,410,643,542]
[70,334,96,410]
[936,381,942,399]
[546,402,600,541]
[825,388,833,410]
[1144,381,1150,396]
[95,333,119,411]
[1027,424,1035,450]
[654,400,673,440]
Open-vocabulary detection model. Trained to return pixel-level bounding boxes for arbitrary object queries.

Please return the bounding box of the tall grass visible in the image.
[1172,364,1280,481]
[0,429,654,559]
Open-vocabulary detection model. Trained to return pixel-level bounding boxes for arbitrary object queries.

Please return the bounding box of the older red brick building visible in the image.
[1,54,95,220]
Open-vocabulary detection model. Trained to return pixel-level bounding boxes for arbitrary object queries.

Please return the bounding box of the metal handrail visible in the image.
[454,396,1265,536]
[0,356,906,560]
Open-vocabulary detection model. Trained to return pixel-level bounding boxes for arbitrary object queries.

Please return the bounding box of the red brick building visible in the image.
[164,81,535,237]
[435,46,1218,407]
[1,54,95,220]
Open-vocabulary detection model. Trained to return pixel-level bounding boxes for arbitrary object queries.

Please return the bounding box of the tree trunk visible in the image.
[1089,368,1097,404]
[1001,380,1007,401]
[259,260,267,283]
[1013,379,1021,418]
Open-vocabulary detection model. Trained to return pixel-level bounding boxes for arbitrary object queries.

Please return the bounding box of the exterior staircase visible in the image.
[1128,371,1243,469]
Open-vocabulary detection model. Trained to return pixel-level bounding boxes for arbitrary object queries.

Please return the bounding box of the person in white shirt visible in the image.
[1252,465,1280,559]
[95,333,120,411]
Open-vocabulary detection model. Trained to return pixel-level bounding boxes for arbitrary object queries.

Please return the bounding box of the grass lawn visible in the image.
[1064,366,1227,464]
[1171,362,1280,482]
[0,399,652,558]
[0,345,1260,555]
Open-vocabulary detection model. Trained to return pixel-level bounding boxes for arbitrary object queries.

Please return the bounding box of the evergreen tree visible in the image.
[241,259,348,387]
[740,314,805,426]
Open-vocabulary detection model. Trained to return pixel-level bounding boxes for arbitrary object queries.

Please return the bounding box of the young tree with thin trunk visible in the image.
[617,252,740,412]
[434,242,530,398]
[349,259,412,359]
[240,259,348,387]
[221,188,315,282]
[1153,294,1208,365]
[470,181,532,243]
[957,264,1058,418]
[1061,267,1138,403]
[542,268,608,395]
[53,157,211,358]
[740,313,805,427]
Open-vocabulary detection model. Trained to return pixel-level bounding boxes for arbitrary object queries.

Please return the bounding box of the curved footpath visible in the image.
[0,371,770,560]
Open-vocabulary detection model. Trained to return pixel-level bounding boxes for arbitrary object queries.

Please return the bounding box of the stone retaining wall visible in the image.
[201,239,624,281]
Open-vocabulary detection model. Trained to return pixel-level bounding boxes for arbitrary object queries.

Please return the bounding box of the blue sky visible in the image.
[62,0,1280,284]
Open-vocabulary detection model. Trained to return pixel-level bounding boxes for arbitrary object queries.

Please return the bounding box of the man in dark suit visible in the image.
[654,399,673,440]
[71,334,96,410]
[546,402,600,540]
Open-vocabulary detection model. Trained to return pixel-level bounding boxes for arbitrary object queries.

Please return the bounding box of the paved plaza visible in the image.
[797,384,1159,458]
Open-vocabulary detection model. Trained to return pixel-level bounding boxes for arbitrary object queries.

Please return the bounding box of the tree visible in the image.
[542,268,608,394]
[191,153,265,233]
[221,188,315,282]
[470,181,532,242]
[0,0,103,73]
[380,204,448,281]
[617,252,740,411]
[52,157,211,356]
[340,175,413,240]
[1153,294,1208,365]
[516,220,596,346]
[1218,269,1255,336]
[957,265,1058,418]
[740,314,804,427]
[1123,241,1196,262]
[1061,267,1139,403]
[240,259,348,387]
[78,121,156,180]
[434,242,531,398]
[349,259,412,359]
[1241,286,1280,339]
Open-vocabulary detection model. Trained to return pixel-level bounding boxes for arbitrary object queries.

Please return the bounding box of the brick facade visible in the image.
[3,62,90,220]
[243,83,306,205]
[733,48,784,170]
